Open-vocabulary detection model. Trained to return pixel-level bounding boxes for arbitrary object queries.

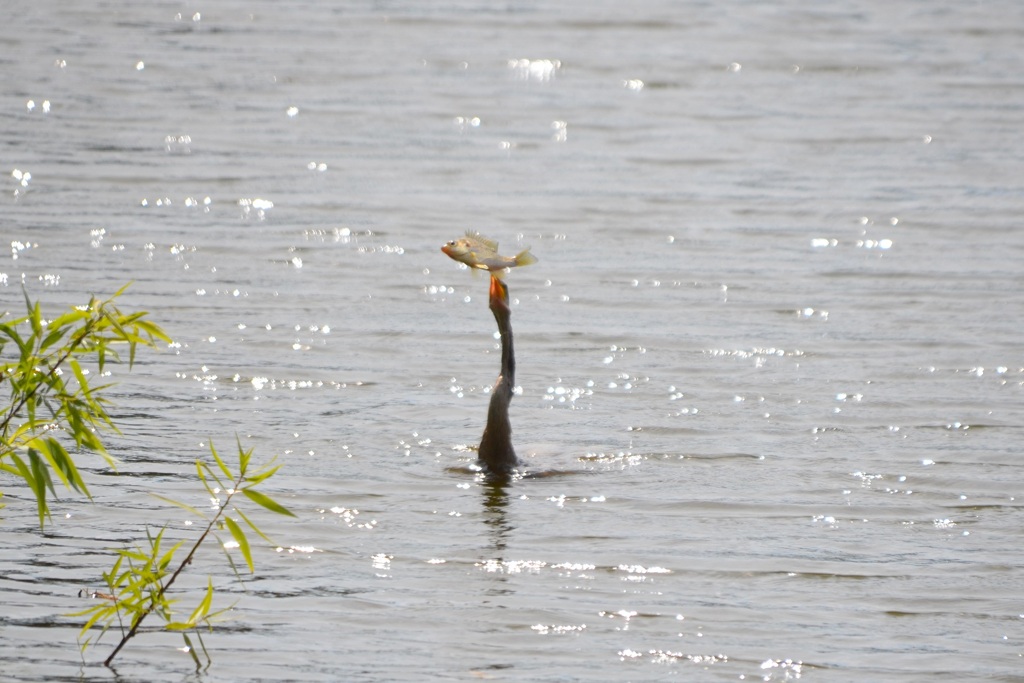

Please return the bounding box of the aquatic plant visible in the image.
[73,439,294,667]
[0,285,169,526]
[1,287,294,667]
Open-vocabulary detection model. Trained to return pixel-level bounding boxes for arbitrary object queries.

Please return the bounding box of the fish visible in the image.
[441,232,537,276]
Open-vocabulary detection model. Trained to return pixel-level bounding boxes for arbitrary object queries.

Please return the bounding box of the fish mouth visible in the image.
[441,245,453,256]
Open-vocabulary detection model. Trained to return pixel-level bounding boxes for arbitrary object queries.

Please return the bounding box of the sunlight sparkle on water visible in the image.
[532,623,587,635]
[508,58,561,82]
[371,554,392,575]
[544,383,592,407]
[551,120,568,142]
[453,115,481,132]
[274,545,322,555]
[552,562,597,572]
[11,168,32,198]
[760,658,803,680]
[239,197,274,219]
[617,564,670,575]
[25,100,51,114]
[476,559,547,574]
[164,134,191,153]
[10,238,37,259]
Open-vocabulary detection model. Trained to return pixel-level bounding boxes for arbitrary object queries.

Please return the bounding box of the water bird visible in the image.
[476,274,519,474]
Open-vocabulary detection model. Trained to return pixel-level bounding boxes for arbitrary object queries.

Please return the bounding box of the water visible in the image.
[3,1,1024,681]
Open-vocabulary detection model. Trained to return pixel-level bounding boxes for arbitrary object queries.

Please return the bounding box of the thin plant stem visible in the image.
[102,470,245,667]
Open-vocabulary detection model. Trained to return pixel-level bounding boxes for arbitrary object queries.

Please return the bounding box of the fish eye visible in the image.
[446,240,456,246]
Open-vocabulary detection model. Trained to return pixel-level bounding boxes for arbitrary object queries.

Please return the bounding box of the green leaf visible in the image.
[11,451,52,528]
[208,441,233,481]
[168,575,214,632]
[243,463,281,486]
[181,632,202,668]
[147,527,165,561]
[190,577,215,624]
[156,539,185,573]
[233,506,272,544]
[37,437,91,497]
[133,318,172,344]
[0,321,29,357]
[224,517,253,573]
[29,301,43,337]
[76,601,118,636]
[149,492,204,517]
[40,324,70,352]
[241,488,296,518]
[68,358,91,395]
[236,437,251,475]
[27,449,57,498]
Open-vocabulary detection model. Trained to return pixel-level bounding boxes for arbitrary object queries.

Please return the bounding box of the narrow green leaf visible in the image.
[0,322,30,357]
[196,459,225,494]
[69,358,90,394]
[241,488,296,517]
[28,449,57,498]
[196,459,224,494]
[236,437,251,475]
[181,632,202,668]
[208,441,233,481]
[147,526,165,561]
[106,554,125,584]
[188,577,215,624]
[117,548,150,564]
[29,301,43,337]
[133,319,172,343]
[101,310,130,343]
[46,309,88,331]
[224,517,253,573]
[0,462,23,477]
[149,492,204,517]
[242,464,281,486]
[39,437,90,497]
[217,535,243,580]
[156,539,185,573]
[10,454,48,528]
[77,602,118,635]
[233,506,272,544]
[40,325,69,352]
[15,450,53,527]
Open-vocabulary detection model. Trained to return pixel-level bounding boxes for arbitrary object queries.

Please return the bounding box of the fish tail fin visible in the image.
[514,248,538,267]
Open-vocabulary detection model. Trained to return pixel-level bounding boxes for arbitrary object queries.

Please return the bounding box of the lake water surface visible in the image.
[3,2,1024,681]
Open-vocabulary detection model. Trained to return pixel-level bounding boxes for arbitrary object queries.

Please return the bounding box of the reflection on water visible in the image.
[4,0,1024,681]
[480,479,513,556]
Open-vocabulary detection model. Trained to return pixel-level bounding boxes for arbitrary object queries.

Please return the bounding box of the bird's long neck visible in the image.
[477,277,518,473]
[498,294,514,388]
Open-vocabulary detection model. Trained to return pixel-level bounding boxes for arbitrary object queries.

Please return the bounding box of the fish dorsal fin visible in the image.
[466,230,499,251]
